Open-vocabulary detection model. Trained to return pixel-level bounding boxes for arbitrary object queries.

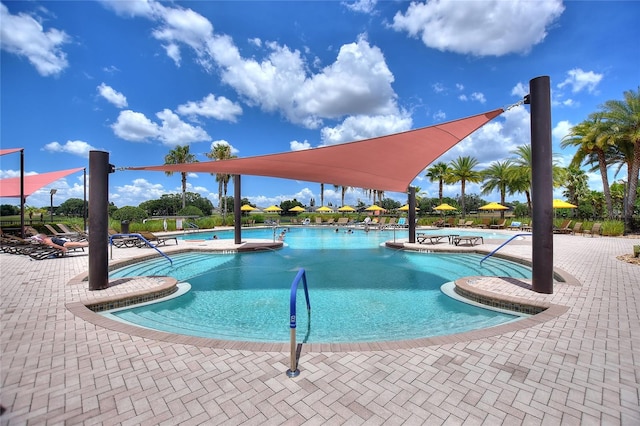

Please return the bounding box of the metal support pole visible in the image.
[83,168,87,232]
[408,187,416,243]
[88,151,110,290]
[234,174,241,244]
[529,76,554,294]
[19,149,25,238]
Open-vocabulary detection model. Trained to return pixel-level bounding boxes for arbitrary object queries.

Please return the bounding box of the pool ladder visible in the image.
[286,268,311,378]
[479,233,531,266]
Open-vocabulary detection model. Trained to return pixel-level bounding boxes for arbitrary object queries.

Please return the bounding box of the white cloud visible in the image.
[111,109,211,146]
[176,93,243,122]
[112,178,167,205]
[97,83,128,108]
[433,110,446,121]
[392,0,564,56]
[552,120,573,142]
[43,140,97,158]
[0,3,70,76]
[320,112,412,145]
[111,110,160,142]
[432,82,445,93]
[470,92,486,104]
[557,68,603,94]
[290,140,312,151]
[343,0,377,14]
[511,82,529,98]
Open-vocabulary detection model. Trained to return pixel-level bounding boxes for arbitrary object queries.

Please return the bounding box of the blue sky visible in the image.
[1,0,638,210]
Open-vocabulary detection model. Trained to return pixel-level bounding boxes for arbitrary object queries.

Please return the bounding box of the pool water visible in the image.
[107,227,531,343]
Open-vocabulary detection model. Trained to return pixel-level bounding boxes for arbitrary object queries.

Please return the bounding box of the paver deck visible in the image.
[1,229,639,424]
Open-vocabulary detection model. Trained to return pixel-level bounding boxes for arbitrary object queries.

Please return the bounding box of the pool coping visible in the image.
[66,243,576,353]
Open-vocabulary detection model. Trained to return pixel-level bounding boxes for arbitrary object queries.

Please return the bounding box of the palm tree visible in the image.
[320,183,325,206]
[562,166,589,207]
[509,145,564,214]
[561,114,615,219]
[446,156,482,218]
[600,87,640,232]
[425,162,450,205]
[206,143,236,220]
[481,160,514,219]
[164,145,197,209]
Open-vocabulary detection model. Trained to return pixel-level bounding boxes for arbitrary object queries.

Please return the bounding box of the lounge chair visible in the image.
[571,222,583,235]
[326,218,335,225]
[490,219,506,229]
[474,218,491,229]
[444,218,455,227]
[507,221,522,231]
[395,217,407,228]
[315,217,323,225]
[108,229,140,248]
[521,222,532,232]
[385,217,397,228]
[583,223,602,237]
[336,217,350,226]
[0,234,65,259]
[553,220,572,234]
[453,235,484,246]
[416,233,448,245]
[45,224,78,238]
[463,220,474,227]
[457,219,466,227]
[432,219,445,227]
[137,231,178,247]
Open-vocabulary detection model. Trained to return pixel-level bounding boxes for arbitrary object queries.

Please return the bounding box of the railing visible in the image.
[479,233,531,266]
[109,233,173,266]
[286,268,311,378]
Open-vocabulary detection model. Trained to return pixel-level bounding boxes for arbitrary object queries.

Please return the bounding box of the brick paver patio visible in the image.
[1,229,639,424]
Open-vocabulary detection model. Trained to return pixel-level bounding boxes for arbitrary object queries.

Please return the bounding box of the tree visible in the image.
[561,166,590,208]
[319,183,325,206]
[426,162,450,205]
[446,156,482,218]
[481,160,514,219]
[164,145,198,209]
[561,114,615,219]
[600,87,640,232]
[111,206,148,222]
[206,143,236,222]
[56,198,87,217]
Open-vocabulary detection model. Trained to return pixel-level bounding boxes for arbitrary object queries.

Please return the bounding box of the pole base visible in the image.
[286,369,300,378]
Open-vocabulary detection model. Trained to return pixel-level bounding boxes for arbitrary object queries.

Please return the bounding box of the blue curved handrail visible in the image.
[109,233,173,265]
[287,268,311,377]
[479,233,531,265]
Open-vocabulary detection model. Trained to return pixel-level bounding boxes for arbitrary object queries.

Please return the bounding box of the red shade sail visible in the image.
[0,167,84,198]
[0,148,23,156]
[126,108,503,193]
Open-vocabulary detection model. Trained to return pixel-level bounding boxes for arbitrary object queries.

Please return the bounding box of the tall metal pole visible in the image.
[529,76,554,294]
[234,174,241,244]
[408,186,416,243]
[88,151,110,291]
[19,149,25,237]
[83,168,87,232]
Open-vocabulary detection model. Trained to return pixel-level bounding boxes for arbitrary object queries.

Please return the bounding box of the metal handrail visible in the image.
[109,233,173,265]
[479,233,531,265]
[286,268,311,378]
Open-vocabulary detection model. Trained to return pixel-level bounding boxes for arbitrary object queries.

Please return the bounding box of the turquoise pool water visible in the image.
[107,227,531,343]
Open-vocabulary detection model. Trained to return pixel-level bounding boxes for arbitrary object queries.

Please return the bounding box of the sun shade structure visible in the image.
[0,167,84,198]
[264,205,283,212]
[479,202,509,210]
[365,204,385,211]
[337,205,356,212]
[288,206,305,212]
[126,109,504,193]
[0,148,23,156]
[241,204,257,211]
[433,203,457,211]
[552,199,577,208]
[398,204,419,211]
[316,206,333,212]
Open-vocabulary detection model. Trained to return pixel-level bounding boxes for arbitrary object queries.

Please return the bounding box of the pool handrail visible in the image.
[479,233,531,266]
[287,268,311,378]
[109,233,173,266]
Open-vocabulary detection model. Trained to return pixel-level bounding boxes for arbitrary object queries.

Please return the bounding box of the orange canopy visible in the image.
[0,167,84,198]
[126,108,503,193]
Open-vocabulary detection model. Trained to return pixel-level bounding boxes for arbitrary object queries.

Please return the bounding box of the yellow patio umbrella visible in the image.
[264,205,283,212]
[365,204,385,211]
[337,205,356,212]
[288,205,305,212]
[240,204,257,211]
[552,199,577,209]
[478,202,509,210]
[398,204,419,211]
[433,203,457,211]
[316,206,333,212]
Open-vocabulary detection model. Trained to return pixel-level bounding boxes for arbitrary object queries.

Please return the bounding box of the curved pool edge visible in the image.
[66,245,578,353]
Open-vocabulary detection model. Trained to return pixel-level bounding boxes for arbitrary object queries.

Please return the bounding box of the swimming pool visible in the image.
[107,227,532,343]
